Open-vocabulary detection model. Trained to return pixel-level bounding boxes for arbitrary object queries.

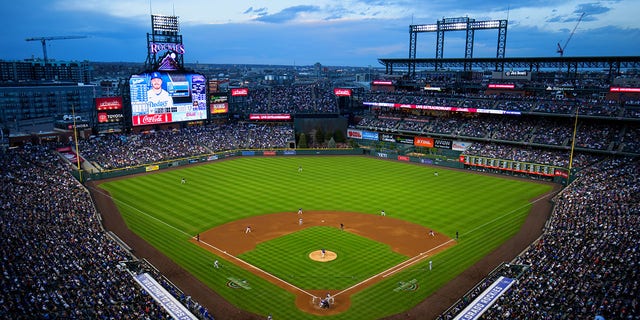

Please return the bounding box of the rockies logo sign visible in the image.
[394,279,418,292]
[226,277,251,290]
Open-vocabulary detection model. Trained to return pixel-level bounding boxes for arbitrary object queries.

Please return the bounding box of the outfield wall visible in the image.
[83,148,364,181]
[78,146,567,185]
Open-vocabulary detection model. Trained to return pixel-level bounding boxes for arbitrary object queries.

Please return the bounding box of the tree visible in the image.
[315,127,325,146]
[333,129,346,143]
[327,137,336,148]
[298,133,308,148]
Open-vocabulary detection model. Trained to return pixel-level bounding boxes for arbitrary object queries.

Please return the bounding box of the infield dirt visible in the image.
[193,211,455,315]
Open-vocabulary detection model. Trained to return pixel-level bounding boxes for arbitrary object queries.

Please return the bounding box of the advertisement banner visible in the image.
[210,103,228,114]
[334,88,352,96]
[95,97,123,110]
[414,136,434,148]
[249,114,291,120]
[487,83,515,89]
[133,113,173,126]
[363,102,521,116]
[347,129,363,139]
[609,87,640,93]
[134,273,197,320]
[453,277,514,320]
[362,131,379,141]
[434,139,452,149]
[397,155,410,161]
[420,158,434,165]
[263,151,276,156]
[381,133,413,144]
[98,112,124,123]
[452,141,473,152]
[231,88,248,96]
[381,133,395,143]
[554,169,569,178]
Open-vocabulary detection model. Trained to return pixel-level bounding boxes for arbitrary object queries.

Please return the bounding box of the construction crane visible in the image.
[557,13,585,57]
[25,35,88,63]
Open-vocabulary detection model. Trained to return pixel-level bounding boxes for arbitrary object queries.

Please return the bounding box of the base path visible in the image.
[194,211,455,315]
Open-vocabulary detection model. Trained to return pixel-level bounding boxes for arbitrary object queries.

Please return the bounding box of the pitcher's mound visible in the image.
[309,250,337,262]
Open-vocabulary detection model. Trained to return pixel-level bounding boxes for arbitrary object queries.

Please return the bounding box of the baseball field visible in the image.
[95,155,554,319]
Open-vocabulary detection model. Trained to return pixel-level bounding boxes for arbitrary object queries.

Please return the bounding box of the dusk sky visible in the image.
[3,0,639,67]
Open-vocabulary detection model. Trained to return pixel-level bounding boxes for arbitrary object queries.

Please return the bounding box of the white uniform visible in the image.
[147,88,173,113]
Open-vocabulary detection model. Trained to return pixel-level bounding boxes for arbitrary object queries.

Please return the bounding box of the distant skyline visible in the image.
[3,0,639,67]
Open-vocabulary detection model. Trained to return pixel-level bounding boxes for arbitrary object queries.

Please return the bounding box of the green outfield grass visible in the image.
[98,156,553,319]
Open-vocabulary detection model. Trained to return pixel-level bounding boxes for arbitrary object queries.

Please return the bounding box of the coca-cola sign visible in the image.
[334,88,352,96]
[132,113,172,126]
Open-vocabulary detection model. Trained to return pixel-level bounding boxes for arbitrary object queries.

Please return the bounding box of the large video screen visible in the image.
[130,71,207,126]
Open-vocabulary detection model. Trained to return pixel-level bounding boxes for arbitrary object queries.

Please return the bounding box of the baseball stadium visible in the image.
[1,9,639,320]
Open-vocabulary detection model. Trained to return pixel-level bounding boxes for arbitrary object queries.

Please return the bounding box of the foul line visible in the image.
[90,185,318,299]
[89,186,191,237]
[331,239,455,299]
[332,190,557,300]
[462,190,557,238]
[197,240,317,299]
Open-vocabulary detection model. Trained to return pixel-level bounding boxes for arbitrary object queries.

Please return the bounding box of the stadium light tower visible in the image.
[25,35,88,63]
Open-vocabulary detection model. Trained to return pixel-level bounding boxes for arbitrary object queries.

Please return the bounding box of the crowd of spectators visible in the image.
[245,81,339,114]
[355,110,635,157]
[439,157,639,319]
[462,142,603,169]
[0,144,215,319]
[363,91,634,118]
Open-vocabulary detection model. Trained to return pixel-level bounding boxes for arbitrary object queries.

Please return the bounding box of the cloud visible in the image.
[575,3,611,16]
[244,6,268,16]
[254,5,321,23]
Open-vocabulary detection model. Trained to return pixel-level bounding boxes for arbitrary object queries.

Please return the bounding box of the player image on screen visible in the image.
[130,71,207,126]
[147,72,174,114]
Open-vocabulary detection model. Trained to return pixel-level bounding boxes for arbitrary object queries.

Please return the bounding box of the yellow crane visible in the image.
[25,35,88,63]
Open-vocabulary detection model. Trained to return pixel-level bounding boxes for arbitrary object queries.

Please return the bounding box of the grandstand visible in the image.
[0,88,640,319]
[1,56,639,319]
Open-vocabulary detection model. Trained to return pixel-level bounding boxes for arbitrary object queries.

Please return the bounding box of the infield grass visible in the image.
[239,226,407,290]
[98,155,553,319]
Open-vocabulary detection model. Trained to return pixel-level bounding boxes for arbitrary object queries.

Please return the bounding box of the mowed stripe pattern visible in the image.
[99,156,552,319]
[239,226,407,290]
